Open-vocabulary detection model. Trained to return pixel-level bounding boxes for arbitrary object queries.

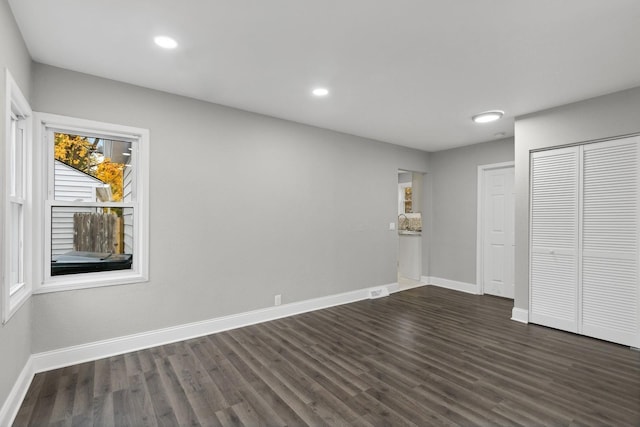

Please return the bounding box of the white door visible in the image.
[581,137,640,347]
[481,166,515,298]
[530,147,580,333]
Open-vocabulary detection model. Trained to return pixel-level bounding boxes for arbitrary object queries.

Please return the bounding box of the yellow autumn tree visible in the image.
[95,159,124,201]
[54,133,97,172]
[54,133,125,201]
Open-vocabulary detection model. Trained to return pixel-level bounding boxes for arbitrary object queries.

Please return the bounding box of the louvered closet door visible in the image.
[582,137,640,347]
[530,147,580,332]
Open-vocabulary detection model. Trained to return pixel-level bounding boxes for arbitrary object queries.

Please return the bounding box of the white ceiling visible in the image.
[8,0,640,151]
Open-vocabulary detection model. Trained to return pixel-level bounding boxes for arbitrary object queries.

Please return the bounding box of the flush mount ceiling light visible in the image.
[472,110,504,124]
[154,35,178,49]
[312,88,329,97]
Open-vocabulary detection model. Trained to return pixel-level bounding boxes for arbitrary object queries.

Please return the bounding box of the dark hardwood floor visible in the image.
[14,286,640,426]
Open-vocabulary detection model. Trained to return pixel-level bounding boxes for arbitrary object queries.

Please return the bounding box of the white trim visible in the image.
[0,356,34,427]
[511,307,529,324]
[392,279,427,292]
[383,280,427,294]
[3,69,33,323]
[476,161,515,296]
[386,282,400,293]
[423,276,479,294]
[28,282,398,374]
[34,272,148,294]
[368,287,390,299]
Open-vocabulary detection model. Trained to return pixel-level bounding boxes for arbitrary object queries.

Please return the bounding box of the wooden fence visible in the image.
[73,212,124,254]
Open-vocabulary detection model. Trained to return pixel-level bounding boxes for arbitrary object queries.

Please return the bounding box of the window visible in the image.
[3,71,32,323]
[34,113,149,292]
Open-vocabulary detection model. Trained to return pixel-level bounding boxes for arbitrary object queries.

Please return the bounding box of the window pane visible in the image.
[10,202,24,288]
[51,206,134,276]
[53,132,133,203]
[14,124,24,198]
[10,118,25,198]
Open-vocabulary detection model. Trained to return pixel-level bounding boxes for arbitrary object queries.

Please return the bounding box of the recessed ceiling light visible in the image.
[154,36,178,49]
[312,88,329,97]
[122,152,131,156]
[472,110,504,124]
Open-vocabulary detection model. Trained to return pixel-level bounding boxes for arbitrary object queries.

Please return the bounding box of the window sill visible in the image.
[3,284,30,324]
[35,271,148,294]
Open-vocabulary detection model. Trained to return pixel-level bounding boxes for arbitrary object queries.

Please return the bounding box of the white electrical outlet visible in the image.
[389,222,396,230]
[274,294,282,306]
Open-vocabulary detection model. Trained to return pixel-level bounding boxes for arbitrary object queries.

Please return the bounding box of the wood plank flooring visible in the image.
[14,286,640,426]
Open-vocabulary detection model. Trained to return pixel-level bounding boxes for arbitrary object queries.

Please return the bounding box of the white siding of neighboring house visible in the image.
[123,165,133,254]
[52,160,105,256]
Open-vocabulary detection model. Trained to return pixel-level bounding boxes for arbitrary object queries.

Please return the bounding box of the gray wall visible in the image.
[428,138,514,284]
[0,0,32,409]
[514,86,640,310]
[30,63,430,352]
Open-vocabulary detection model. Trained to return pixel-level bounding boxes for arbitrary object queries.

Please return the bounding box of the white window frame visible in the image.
[33,112,149,293]
[3,69,32,323]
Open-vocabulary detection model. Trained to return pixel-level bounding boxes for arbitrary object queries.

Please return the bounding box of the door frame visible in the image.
[476,161,515,295]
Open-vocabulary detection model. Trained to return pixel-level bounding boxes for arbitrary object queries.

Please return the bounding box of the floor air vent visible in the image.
[369,287,390,299]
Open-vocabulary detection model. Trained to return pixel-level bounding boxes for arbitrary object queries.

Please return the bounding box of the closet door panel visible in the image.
[530,251,578,331]
[530,147,580,332]
[582,137,640,347]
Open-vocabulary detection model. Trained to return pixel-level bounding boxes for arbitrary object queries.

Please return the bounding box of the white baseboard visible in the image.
[30,282,398,374]
[386,282,400,293]
[398,282,427,292]
[511,307,529,324]
[422,276,479,294]
[0,357,34,427]
[390,280,426,293]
